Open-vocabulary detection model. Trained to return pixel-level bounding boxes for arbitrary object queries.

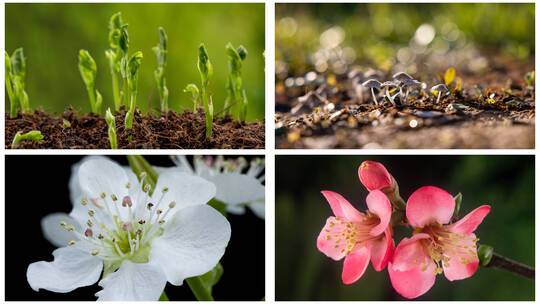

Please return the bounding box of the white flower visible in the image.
[27,157,231,301]
[165,156,265,219]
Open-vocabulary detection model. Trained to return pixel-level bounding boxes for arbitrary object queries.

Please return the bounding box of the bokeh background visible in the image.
[276,155,534,300]
[276,3,534,80]
[6,155,264,300]
[6,3,265,121]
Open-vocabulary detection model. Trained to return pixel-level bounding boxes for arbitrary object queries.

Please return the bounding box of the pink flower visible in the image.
[317,190,394,284]
[358,161,397,192]
[388,186,491,299]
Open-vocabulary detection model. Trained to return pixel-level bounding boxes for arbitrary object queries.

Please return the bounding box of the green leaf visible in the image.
[158,291,169,301]
[10,48,26,78]
[126,155,158,194]
[199,263,224,293]
[11,130,44,148]
[197,43,213,87]
[452,193,462,220]
[207,199,227,216]
[478,244,494,266]
[226,43,242,77]
[237,45,248,61]
[444,67,455,85]
[119,25,130,54]
[184,83,200,99]
[5,51,12,75]
[62,119,71,128]
[78,49,97,89]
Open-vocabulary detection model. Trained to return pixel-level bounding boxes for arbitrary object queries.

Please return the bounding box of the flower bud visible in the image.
[358,161,396,192]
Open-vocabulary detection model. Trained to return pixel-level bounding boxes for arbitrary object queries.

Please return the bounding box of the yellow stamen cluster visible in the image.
[323,216,381,256]
[419,224,479,275]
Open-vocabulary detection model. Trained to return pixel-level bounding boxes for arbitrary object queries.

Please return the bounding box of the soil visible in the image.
[275,55,535,149]
[6,107,265,149]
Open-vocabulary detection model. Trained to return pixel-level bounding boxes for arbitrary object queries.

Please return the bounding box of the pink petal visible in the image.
[447,205,491,234]
[388,260,437,299]
[366,190,392,236]
[443,233,480,281]
[321,191,365,222]
[406,186,455,228]
[342,246,371,284]
[391,233,431,272]
[358,161,394,191]
[317,217,348,260]
[370,228,394,271]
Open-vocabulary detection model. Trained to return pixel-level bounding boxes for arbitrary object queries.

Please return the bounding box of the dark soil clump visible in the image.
[6,107,265,149]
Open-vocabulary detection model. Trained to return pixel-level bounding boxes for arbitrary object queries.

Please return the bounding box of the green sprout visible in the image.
[106,108,118,149]
[11,130,43,148]
[62,119,72,128]
[105,12,127,111]
[184,83,200,112]
[78,50,102,114]
[525,70,534,88]
[197,44,214,138]
[5,48,30,117]
[224,43,248,120]
[124,51,143,138]
[153,27,168,112]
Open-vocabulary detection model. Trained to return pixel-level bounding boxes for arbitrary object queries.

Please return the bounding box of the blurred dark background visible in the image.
[275,155,534,300]
[276,3,534,78]
[5,155,264,300]
[6,3,265,121]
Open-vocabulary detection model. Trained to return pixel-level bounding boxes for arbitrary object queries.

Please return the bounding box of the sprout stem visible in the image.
[5,73,17,118]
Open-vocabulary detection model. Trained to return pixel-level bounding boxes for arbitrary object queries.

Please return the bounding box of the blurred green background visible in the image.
[276,3,534,76]
[6,3,265,121]
[276,155,534,300]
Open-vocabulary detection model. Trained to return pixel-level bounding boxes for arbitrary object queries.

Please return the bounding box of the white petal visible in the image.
[226,205,247,215]
[248,202,266,219]
[78,158,129,202]
[210,173,264,205]
[150,205,231,285]
[171,155,195,174]
[70,156,110,205]
[152,171,215,212]
[41,213,81,247]
[27,246,103,292]
[96,260,166,301]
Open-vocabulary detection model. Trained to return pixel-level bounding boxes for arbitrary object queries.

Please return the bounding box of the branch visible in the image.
[483,252,534,280]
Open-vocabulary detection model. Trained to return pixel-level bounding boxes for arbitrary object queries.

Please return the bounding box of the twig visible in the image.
[484,252,534,280]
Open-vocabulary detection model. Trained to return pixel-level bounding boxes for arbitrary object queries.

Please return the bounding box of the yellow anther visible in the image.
[100,192,106,199]
[162,187,169,193]
[59,221,67,227]
[91,250,99,256]
[169,201,176,208]
[68,240,76,246]
[125,182,131,189]
[158,220,165,224]
[334,245,339,248]
[87,220,93,227]
[88,209,95,217]
[111,194,118,201]
[81,198,88,206]
[329,222,335,227]
[67,226,75,232]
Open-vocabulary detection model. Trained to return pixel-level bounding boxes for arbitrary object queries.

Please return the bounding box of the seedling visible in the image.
[124,51,143,137]
[153,27,168,112]
[105,12,128,110]
[62,119,71,128]
[224,43,248,120]
[78,50,102,114]
[438,67,462,93]
[11,130,43,148]
[197,44,214,138]
[106,108,118,149]
[525,71,534,89]
[5,48,30,117]
[184,83,200,112]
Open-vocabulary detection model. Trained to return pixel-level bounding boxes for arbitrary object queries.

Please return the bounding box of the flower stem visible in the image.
[186,277,214,301]
[158,291,169,301]
[483,252,534,280]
